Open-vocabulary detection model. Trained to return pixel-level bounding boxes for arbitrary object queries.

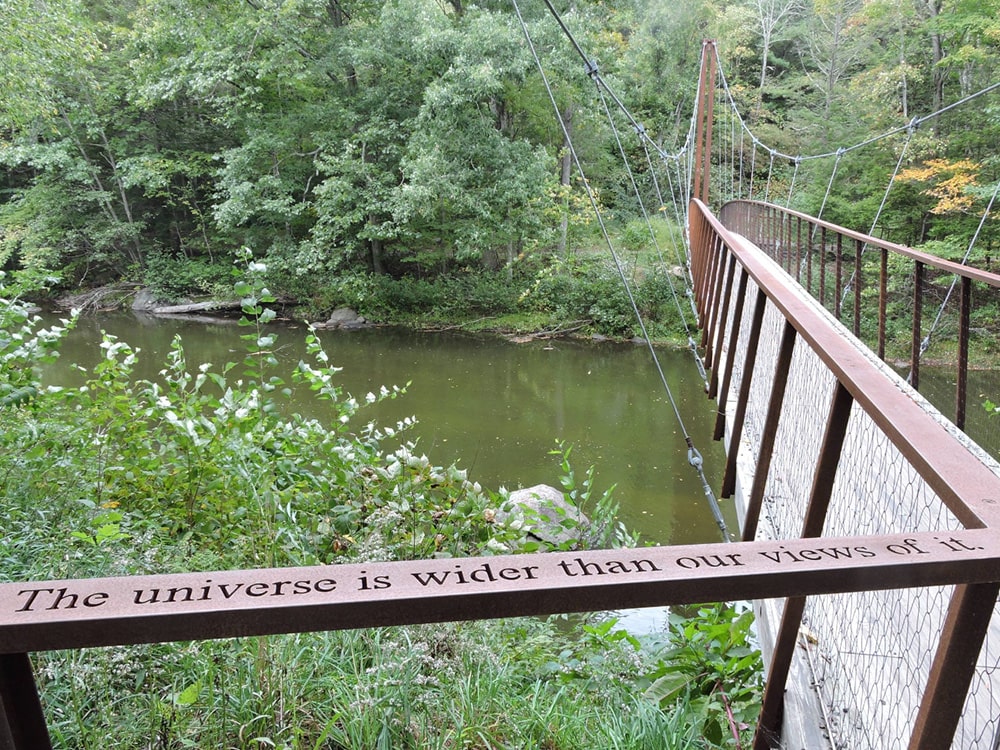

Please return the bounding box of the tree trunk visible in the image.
[370,236,385,275]
[557,105,573,258]
[916,0,944,130]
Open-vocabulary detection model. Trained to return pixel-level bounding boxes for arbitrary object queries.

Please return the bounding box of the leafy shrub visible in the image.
[0,258,763,747]
[643,602,763,748]
[143,250,233,302]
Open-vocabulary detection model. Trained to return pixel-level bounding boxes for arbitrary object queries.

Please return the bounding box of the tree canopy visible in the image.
[1,0,997,295]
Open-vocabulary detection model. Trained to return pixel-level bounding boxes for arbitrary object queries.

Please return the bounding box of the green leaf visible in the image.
[645,672,696,705]
[70,531,96,546]
[173,679,202,707]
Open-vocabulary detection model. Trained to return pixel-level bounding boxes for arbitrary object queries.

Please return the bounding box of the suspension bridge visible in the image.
[3,19,1000,750]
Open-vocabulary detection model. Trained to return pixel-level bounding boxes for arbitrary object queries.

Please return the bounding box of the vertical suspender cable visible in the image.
[747,140,758,200]
[763,150,776,204]
[643,139,690,281]
[841,122,916,302]
[913,177,1000,365]
[593,82,709,388]
[512,0,731,541]
[786,157,800,208]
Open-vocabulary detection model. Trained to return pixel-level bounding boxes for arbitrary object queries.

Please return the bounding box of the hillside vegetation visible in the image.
[1,0,997,326]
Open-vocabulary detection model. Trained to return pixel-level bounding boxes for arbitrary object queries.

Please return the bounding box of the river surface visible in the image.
[39,313,999,546]
[41,313,735,546]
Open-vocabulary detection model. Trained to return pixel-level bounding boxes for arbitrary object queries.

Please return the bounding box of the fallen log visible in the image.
[151,300,242,315]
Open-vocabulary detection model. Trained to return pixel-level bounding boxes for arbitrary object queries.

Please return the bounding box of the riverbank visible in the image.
[46,250,697,348]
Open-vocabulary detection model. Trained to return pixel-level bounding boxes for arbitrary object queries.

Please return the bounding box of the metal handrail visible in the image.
[689,198,1000,750]
[718,199,1000,430]
[724,200,1000,288]
[2,201,1000,750]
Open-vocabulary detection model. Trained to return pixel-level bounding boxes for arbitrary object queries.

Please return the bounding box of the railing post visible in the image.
[853,239,863,338]
[701,236,722,349]
[742,320,797,541]
[754,382,854,750]
[878,249,888,361]
[0,653,52,750]
[691,208,708,314]
[721,288,767,498]
[714,269,750,441]
[785,210,792,272]
[835,234,843,321]
[805,218,813,294]
[956,276,970,429]
[819,226,827,309]
[911,261,924,390]
[794,216,801,282]
[705,245,732,369]
[708,254,738,400]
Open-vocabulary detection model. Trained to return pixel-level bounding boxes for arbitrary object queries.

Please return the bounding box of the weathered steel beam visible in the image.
[2,530,999,654]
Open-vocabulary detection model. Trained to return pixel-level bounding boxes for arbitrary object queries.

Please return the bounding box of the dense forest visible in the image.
[1,0,998,317]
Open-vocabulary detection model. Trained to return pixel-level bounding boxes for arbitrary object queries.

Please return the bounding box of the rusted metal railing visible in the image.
[691,198,1000,749]
[719,199,1000,431]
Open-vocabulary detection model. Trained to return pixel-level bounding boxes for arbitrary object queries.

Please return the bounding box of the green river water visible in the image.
[39,312,999,548]
[41,312,735,547]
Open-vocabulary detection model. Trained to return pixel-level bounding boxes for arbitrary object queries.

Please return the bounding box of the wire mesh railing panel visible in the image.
[737,300,784,473]
[755,335,838,542]
[722,275,759,433]
[800,396,962,749]
[685,129,1000,750]
[957,599,1000,747]
[691,197,1000,749]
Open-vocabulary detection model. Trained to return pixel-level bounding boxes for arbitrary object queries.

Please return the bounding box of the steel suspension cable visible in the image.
[712,43,1000,170]
[512,0,730,541]
[815,148,844,224]
[840,123,917,302]
[592,77,709,388]
[738,127,745,200]
[763,149,776,203]
[914,177,1000,367]
[531,0,709,322]
[642,136,689,277]
[865,120,917,238]
[729,107,738,204]
[671,154,701,323]
[785,157,800,208]
[747,139,758,200]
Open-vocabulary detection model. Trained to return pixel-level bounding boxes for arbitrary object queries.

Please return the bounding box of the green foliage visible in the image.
[142,251,233,302]
[519,255,689,339]
[0,271,75,404]
[552,441,637,550]
[0,258,764,747]
[644,603,763,749]
[0,0,997,301]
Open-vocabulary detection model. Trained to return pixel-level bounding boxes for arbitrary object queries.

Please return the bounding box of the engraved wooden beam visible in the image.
[2,530,999,654]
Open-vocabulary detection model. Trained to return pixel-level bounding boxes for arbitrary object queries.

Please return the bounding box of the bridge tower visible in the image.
[692,40,717,206]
